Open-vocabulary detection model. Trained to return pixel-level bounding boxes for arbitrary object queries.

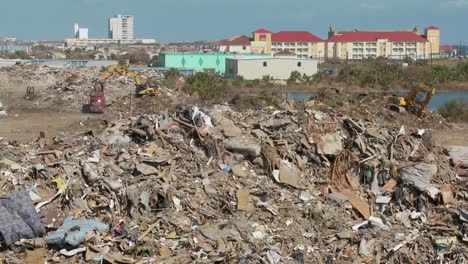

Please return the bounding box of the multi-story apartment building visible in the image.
[73,23,88,39]
[326,26,440,60]
[250,29,325,59]
[108,15,134,40]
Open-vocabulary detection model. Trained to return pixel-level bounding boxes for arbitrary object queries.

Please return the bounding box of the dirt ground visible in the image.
[432,123,468,147]
[0,110,100,142]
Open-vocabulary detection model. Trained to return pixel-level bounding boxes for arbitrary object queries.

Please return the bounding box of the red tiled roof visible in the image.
[327,31,428,42]
[440,45,456,51]
[272,31,323,42]
[426,26,439,30]
[215,35,251,46]
[253,28,272,33]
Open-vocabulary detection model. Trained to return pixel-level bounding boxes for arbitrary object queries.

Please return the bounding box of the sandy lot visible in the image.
[0,110,99,142]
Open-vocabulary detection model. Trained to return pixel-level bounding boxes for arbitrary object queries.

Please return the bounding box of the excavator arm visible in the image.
[95,65,159,96]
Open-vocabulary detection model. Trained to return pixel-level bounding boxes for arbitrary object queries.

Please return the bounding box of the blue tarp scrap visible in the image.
[45,218,108,246]
[0,190,46,246]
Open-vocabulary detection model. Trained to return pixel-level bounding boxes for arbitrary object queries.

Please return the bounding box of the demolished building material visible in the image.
[0,65,466,263]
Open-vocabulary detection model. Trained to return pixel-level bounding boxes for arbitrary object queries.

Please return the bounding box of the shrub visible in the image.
[165,68,181,79]
[437,98,468,122]
[183,72,226,99]
[287,71,302,85]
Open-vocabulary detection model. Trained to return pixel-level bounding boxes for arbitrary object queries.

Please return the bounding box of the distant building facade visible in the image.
[326,26,440,60]
[440,45,457,58]
[425,26,440,54]
[226,57,318,80]
[214,29,325,59]
[213,35,252,54]
[108,15,134,40]
[65,38,156,47]
[250,29,325,59]
[74,23,88,39]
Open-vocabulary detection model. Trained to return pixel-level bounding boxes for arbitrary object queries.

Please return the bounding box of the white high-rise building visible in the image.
[74,23,88,39]
[108,15,134,40]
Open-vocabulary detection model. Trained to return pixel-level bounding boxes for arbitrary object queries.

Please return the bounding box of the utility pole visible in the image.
[430,42,433,65]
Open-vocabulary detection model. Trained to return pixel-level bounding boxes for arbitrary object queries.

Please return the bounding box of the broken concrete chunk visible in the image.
[82,162,100,184]
[136,162,158,175]
[199,221,242,241]
[328,192,348,204]
[102,178,123,192]
[278,160,300,188]
[399,163,437,192]
[251,129,269,139]
[359,238,376,257]
[368,216,389,230]
[225,137,261,157]
[317,132,343,155]
[445,146,468,165]
[232,164,249,177]
[376,196,391,204]
[211,112,242,137]
[299,191,311,202]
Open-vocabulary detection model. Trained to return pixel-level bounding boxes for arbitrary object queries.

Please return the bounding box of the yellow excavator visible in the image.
[391,84,436,116]
[96,64,160,97]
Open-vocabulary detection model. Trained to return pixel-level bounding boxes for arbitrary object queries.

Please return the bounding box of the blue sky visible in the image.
[1,0,467,44]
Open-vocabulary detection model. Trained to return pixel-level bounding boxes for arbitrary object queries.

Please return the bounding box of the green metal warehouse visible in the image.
[159,52,269,73]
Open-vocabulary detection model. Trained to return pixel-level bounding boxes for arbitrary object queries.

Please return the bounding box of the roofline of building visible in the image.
[227,56,317,61]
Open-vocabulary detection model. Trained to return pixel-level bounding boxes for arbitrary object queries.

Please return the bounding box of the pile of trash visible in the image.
[0,65,174,112]
[0,99,466,263]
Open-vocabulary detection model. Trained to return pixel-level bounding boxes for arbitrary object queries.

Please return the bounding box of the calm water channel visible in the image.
[287,91,468,110]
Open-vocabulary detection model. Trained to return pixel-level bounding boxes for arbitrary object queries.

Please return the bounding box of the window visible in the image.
[259,34,266,41]
[263,61,267,67]
[242,46,246,50]
[297,62,302,67]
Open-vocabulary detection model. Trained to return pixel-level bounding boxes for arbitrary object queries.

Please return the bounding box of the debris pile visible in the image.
[0,97,466,263]
[0,65,176,112]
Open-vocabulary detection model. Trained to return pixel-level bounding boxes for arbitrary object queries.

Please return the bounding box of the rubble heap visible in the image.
[0,65,173,112]
[0,96,467,263]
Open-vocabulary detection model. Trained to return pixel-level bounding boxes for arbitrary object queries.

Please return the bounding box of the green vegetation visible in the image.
[335,61,468,88]
[287,71,325,85]
[0,51,31,60]
[437,98,468,122]
[163,68,182,90]
[174,60,468,99]
[64,48,94,60]
[183,72,226,100]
